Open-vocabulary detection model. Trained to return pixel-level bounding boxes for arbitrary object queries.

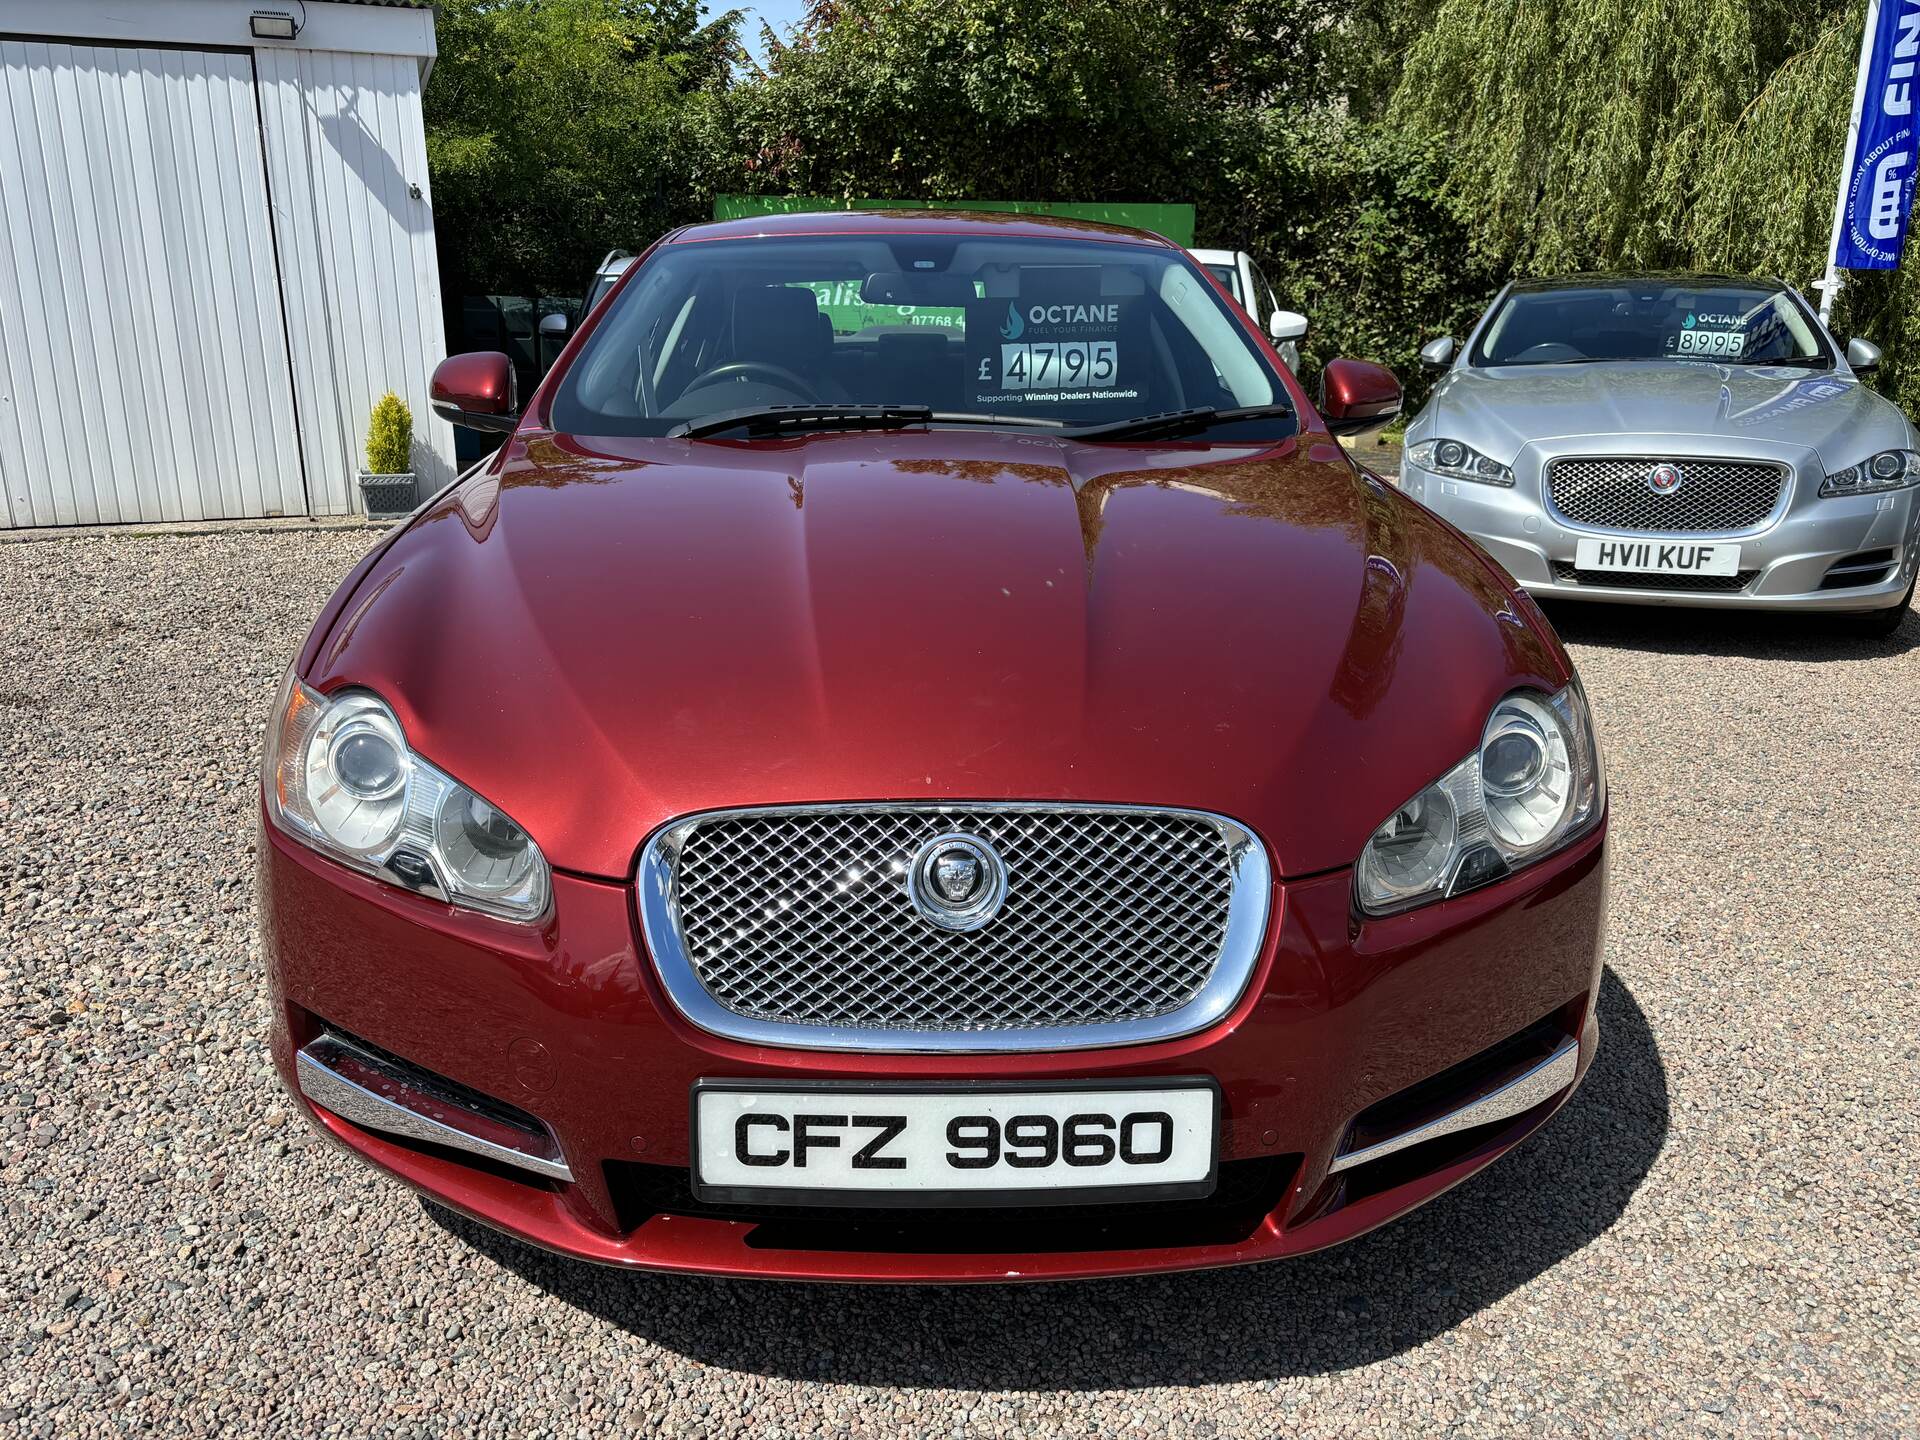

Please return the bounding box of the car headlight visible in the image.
[262,672,551,923]
[1356,682,1603,916]
[1818,448,1920,496]
[1405,438,1514,487]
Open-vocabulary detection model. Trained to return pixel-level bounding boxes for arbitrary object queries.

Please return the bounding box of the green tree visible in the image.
[425,0,739,301]
[1337,0,1444,119]
[720,0,1338,202]
[725,0,1206,201]
[1232,109,1499,396]
[364,392,414,475]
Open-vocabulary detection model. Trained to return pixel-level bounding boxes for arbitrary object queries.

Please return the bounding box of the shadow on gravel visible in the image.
[1541,596,1916,661]
[432,968,1669,1386]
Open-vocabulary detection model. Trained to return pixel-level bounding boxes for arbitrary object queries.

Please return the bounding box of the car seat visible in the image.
[730,287,851,402]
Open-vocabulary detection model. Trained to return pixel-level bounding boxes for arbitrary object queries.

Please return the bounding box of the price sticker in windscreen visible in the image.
[1672,312,1746,358]
[967,296,1144,411]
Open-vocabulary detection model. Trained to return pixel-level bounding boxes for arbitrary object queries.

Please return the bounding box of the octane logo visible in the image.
[907,833,1008,931]
[999,303,1025,341]
[1647,463,1686,496]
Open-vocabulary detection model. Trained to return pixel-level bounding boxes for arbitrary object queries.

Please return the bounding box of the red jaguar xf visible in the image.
[259,211,1607,1282]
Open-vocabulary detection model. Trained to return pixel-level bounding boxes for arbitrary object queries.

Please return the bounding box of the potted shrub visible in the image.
[358,392,416,518]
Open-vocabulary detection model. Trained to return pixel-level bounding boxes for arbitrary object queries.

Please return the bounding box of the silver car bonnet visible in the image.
[1425,361,1910,472]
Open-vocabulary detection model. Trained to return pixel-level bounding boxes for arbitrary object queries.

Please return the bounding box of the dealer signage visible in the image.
[1833,0,1920,269]
[965,279,1147,413]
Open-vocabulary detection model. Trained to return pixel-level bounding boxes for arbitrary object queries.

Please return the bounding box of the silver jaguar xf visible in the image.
[1399,274,1918,633]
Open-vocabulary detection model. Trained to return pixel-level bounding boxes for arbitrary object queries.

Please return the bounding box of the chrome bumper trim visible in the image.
[1328,1037,1579,1175]
[296,1037,573,1183]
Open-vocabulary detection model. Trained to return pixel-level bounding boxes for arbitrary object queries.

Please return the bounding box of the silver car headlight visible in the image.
[1404,438,1514,487]
[1356,682,1604,916]
[1818,448,1920,496]
[262,672,551,923]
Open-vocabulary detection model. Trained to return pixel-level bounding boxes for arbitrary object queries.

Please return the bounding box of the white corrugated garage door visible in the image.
[256,46,453,512]
[0,41,306,528]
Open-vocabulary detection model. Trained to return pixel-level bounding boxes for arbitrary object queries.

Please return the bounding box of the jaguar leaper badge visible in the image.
[908,833,1008,931]
[1646,462,1685,495]
[933,850,982,902]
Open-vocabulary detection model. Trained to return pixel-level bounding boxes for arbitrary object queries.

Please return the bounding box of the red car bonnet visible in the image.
[304,424,1568,881]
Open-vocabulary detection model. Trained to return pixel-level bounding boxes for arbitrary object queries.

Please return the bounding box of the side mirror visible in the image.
[430,352,519,434]
[539,312,569,336]
[1319,358,1402,437]
[1268,309,1309,343]
[1846,336,1882,372]
[1418,335,1458,371]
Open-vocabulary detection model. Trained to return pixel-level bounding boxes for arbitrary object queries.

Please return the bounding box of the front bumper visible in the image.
[261,808,1608,1282]
[1404,460,1920,611]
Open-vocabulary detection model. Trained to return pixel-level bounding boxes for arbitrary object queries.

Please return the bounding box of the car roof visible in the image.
[1188,248,1237,264]
[666,209,1181,248]
[1508,271,1791,293]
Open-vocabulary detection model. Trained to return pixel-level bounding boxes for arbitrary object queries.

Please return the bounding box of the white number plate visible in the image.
[692,1081,1218,1205]
[1574,538,1741,577]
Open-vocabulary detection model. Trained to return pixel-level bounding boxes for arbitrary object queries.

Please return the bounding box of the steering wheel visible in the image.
[685,360,817,399]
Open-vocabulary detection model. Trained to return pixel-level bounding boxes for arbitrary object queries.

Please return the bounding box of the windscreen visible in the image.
[1471,282,1831,367]
[1203,263,1241,300]
[585,271,623,314]
[549,234,1287,436]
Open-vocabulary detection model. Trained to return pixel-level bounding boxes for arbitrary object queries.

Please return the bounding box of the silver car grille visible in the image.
[636,804,1271,1052]
[1546,457,1787,533]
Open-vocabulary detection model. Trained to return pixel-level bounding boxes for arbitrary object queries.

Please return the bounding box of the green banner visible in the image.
[712,195,1196,249]
[785,280,967,337]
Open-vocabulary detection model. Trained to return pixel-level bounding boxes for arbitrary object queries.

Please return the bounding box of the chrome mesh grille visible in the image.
[1547,457,1786,533]
[663,807,1239,1035]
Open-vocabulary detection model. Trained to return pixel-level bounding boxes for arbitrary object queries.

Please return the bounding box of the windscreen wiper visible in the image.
[1065,403,1297,443]
[1717,356,1832,369]
[669,405,933,439]
[669,405,1072,439]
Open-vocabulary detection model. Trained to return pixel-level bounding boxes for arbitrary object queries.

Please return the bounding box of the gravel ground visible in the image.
[2,529,1916,1438]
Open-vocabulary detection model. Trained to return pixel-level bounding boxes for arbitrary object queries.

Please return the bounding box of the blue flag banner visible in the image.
[1832,0,1920,269]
